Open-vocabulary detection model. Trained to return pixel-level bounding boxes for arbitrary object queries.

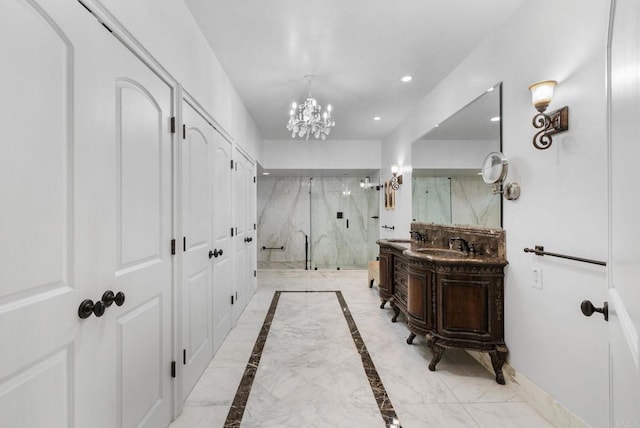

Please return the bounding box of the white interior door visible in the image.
[107,39,175,428]
[609,0,640,425]
[0,2,175,427]
[180,100,215,400]
[232,152,249,322]
[212,131,233,352]
[0,1,87,426]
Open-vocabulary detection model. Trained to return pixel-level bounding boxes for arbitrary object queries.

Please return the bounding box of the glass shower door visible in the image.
[310,177,373,269]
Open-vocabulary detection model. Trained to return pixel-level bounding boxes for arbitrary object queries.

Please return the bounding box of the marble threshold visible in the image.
[170,270,555,428]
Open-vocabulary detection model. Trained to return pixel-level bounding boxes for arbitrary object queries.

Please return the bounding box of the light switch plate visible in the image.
[532,267,543,289]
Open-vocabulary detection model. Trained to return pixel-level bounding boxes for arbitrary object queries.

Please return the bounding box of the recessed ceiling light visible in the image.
[487,87,495,92]
[490,116,500,122]
[401,75,413,83]
[373,116,381,121]
[262,172,270,175]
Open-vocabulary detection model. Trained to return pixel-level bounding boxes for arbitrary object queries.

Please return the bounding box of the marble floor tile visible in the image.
[171,270,552,428]
[463,402,555,428]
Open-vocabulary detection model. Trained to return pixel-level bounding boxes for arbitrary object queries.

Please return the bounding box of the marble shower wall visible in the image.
[257,177,310,268]
[412,175,500,228]
[257,176,380,269]
[411,177,452,223]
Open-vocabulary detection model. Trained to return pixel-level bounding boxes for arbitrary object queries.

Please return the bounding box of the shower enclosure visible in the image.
[257,175,379,269]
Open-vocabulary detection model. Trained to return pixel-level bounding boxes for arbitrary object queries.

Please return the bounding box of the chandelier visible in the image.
[286,75,335,140]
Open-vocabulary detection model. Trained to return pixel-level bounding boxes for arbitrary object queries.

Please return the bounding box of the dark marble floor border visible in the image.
[224,290,401,427]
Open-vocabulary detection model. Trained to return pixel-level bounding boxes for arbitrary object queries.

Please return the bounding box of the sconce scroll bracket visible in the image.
[532,106,569,150]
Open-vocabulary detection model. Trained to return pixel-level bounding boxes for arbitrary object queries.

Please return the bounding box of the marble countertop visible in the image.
[377,238,507,266]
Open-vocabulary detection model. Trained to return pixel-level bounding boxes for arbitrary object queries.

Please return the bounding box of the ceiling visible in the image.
[184,0,525,142]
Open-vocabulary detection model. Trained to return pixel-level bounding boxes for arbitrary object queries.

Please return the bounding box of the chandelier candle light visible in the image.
[287,75,335,140]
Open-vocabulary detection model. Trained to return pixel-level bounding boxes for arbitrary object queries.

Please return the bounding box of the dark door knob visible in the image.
[114,291,125,306]
[218,249,223,256]
[210,249,222,259]
[581,300,608,321]
[102,291,115,307]
[102,290,126,307]
[78,299,106,319]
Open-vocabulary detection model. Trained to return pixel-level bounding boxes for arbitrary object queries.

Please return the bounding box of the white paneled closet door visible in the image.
[232,150,254,322]
[180,99,215,400]
[0,2,175,427]
[0,1,88,426]
[212,132,233,352]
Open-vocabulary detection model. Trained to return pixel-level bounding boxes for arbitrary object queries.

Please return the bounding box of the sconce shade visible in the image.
[528,80,557,112]
[391,164,399,175]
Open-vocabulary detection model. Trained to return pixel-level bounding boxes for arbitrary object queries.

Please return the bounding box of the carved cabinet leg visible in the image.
[406,332,416,345]
[428,343,445,371]
[489,346,508,385]
[391,304,401,322]
[379,299,387,309]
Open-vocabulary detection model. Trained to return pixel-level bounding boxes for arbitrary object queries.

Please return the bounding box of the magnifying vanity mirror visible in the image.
[411,83,502,228]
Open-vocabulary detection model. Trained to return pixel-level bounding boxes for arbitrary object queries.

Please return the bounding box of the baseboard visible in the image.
[466,350,589,428]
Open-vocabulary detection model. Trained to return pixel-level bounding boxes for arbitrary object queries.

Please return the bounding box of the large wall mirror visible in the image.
[411,82,502,228]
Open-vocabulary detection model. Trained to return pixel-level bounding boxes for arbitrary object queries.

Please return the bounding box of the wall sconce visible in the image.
[390,165,403,190]
[528,80,569,150]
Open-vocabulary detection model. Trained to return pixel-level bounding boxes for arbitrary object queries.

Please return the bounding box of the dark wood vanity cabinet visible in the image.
[405,265,434,342]
[378,242,410,309]
[430,264,507,384]
[378,231,507,384]
[378,249,393,308]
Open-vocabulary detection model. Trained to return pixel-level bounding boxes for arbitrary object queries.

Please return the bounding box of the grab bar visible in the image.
[524,245,606,266]
[262,246,285,250]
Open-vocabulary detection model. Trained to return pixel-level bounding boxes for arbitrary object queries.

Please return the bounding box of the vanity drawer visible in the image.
[394,272,408,304]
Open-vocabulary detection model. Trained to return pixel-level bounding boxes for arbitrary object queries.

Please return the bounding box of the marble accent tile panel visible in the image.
[224,290,399,427]
[224,292,281,426]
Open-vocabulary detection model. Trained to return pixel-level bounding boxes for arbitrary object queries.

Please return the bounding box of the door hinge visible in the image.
[183,237,186,252]
[253,176,256,183]
[183,349,186,365]
[230,159,234,169]
[182,124,186,140]
[171,361,176,378]
[231,295,234,305]
[231,227,234,237]
[254,270,257,277]
[254,223,256,230]
[171,239,176,255]
[170,117,176,133]
[236,292,238,301]
[235,227,238,236]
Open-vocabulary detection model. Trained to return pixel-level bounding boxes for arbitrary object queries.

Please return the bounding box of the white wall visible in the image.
[97,0,262,162]
[262,139,380,170]
[384,0,610,426]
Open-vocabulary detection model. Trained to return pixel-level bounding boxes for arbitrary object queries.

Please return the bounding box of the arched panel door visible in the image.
[180,100,215,400]
[212,132,233,352]
[0,2,175,428]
